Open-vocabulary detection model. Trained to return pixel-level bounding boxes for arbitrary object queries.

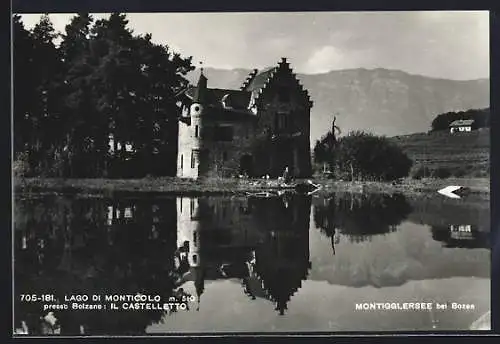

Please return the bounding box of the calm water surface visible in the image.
[13,192,490,335]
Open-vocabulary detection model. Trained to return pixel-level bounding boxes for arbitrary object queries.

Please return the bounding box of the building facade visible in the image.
[449,119,475,133]
[176,58,313,179]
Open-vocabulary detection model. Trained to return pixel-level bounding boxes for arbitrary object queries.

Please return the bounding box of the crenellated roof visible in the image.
[244,58,313,109]
[242,67,277,93]
[179,57,313,119]
[240,69,259,90]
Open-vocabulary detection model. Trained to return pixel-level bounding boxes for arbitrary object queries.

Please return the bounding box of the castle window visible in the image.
[190,198,195,217]
[193,231,198,247]
[195,125,199,138]
[214,125,234,142]
[180,154,183,170]
[274,112,288,131]
[192,254,198,264]
[191,150,198,168]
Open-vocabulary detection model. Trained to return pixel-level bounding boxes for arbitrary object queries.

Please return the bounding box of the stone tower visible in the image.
[176,197,200,267]
[177,69,208,179]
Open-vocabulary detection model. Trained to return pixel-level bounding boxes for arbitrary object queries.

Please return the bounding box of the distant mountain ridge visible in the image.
[186,67,489,144]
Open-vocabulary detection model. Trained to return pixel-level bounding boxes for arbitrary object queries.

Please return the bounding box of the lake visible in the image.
[13,192,491,335]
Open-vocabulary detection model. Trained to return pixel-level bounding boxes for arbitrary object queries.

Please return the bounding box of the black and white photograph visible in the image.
[12,10,491,335]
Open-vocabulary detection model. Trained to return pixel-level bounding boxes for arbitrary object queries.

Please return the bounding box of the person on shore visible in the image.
[282,166,291,184]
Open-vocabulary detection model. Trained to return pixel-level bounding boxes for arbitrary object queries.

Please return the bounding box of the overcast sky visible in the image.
[19,11,489,80]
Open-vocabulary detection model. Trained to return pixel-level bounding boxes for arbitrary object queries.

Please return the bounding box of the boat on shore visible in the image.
[246,180,321,198]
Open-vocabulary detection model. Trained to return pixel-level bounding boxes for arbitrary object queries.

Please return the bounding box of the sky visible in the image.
[18,11,490,80]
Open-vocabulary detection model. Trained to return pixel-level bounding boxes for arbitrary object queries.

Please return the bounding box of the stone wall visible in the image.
[198,116,257,178]
[251,66,312,178]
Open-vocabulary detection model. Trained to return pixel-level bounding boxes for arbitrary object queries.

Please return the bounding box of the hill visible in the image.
[390,128,490,177]
[187,67,489,143]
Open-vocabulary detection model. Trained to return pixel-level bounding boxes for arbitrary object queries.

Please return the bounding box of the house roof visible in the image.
[450,119,475,127]
[243,67,277,92]
[181,58,312,113]
[185,87,252,110]
[206,107,258,121]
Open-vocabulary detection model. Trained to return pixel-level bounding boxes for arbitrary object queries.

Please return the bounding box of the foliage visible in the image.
[313,116,341,169]
[12,13,195,178]
[431,108,489,132]
[313,193,412,243]
[314,130,413,181]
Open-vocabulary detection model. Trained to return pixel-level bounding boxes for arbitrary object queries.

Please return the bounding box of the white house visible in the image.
[449,119,475,133]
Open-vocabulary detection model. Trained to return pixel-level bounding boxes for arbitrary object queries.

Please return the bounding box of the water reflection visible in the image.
[15,196,179,335]
[431,225,490,249]
[13,192,490,335]
[174,194,311,316]
[313,193,412,252]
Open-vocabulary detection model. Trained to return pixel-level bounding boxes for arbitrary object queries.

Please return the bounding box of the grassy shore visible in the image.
[14,176,490,198]
[391,128,490,178]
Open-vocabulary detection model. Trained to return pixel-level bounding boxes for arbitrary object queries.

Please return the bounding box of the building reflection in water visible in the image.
[17,191,478,335]
[173,194,312,316]
[431,224,490,249]
[14,193,313,334]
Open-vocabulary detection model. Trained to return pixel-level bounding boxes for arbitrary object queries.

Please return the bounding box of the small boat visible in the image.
[246,180,321,198]
[246,191,282,198]
[437,185,471,199]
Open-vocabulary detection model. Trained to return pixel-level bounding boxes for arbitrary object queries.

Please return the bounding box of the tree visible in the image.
[313,114,341,173]
[58,13,96,177]
[27,14,65,176]
[129,33,194,176]
[12,15,37,161]
[336,131,413,181]
[86,13,194,177]
[315,130,412,181]
[13,12,195,178]
[431,108,490,132]
[313,193,412,245]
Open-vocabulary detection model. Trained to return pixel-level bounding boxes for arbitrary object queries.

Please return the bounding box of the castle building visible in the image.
[174,195,311,314]
[176,58,313,179]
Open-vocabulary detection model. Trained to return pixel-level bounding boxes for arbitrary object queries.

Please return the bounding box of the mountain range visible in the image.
[186,67,489,144]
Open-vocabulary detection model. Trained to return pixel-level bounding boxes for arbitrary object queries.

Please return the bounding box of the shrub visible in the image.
[333,131,413,181]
